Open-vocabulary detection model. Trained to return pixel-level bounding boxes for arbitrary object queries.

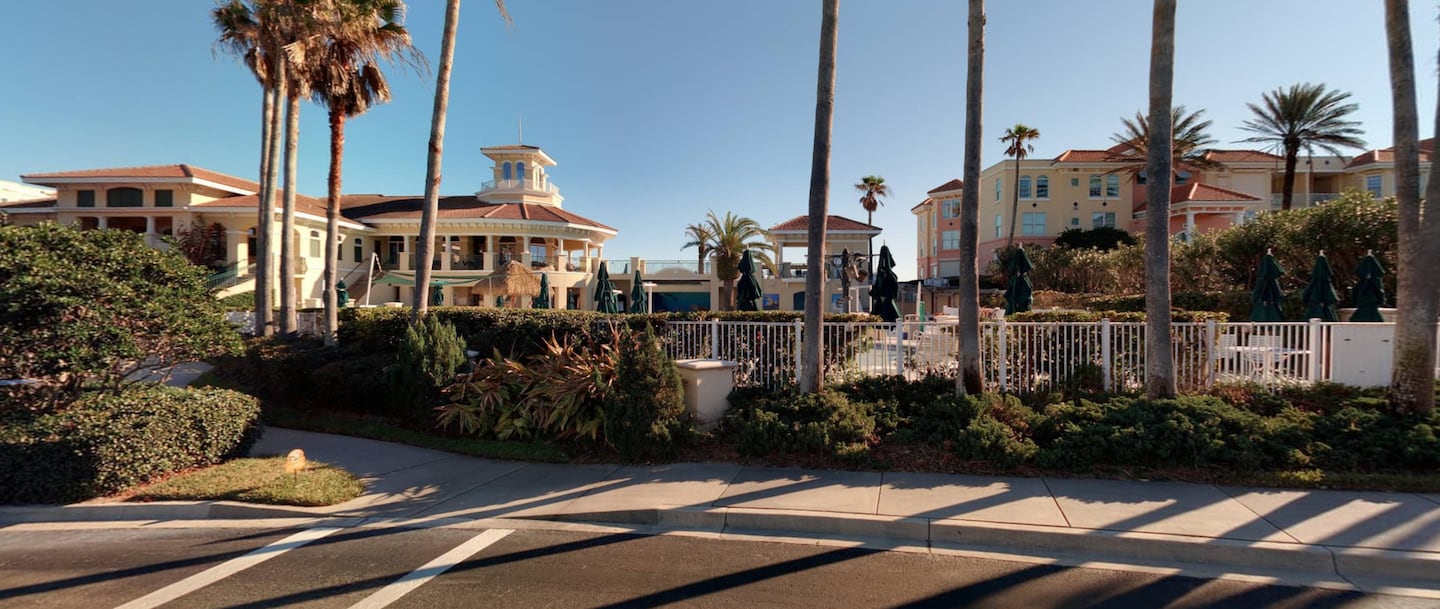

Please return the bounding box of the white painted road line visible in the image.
[347,528,515,609]
[113,526,342,609]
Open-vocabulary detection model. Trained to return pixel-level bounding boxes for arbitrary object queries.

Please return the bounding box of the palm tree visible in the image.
[680,223,712,275]
[854,175,888,267]
[1143,0,1177,399]
[307,0,423,345]
[1000,124,1039,249]
[413,0,511,318]
[1384,0,1437,413]
[700,211,775,310]
[956,0,985,396]
[1239,83,1366,211]
[800,0,839,393]
[1110,105,1223,176]
[212,0,279,337]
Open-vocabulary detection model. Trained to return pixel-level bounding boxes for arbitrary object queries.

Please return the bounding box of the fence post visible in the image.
[794,319,803,383]
[1308,318,1322,382]
[1100,318,1112,392]
[997,318,1008,392]
[709,318,720,360]
[1205,318,1218,388]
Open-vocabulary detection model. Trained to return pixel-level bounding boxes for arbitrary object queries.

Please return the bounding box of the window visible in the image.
[1070,217,1080,226]
[154,189,173,207]
[1018,176,1032,199]
[995,179,1001,201]
[502,162,512,180]
[1035,175,1049,199]
[1105,174,1120,197]
[942,198,959,218]
[309,230,321,258]
[1092,212,1117,228]
[1071,177,1080,187]
[106,187,143,207]
[941,230,960,250]
[932,236,937,252]
[1136,171,1147,185]
[516,162,526,183]
[1175,170,1191,186]
[1366,175,1383,196]
[77,190,95,207]
[994,214,1003,238]
[1022,212,1046,236]
[529,243,547,262]
[354,238,363,262]
[1088,175,1102,197]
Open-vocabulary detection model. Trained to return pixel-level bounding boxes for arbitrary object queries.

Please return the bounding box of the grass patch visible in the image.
[262,405,570,464]
[1225,469,1440,493]
[190,369,245,391]
[128,457,363,507]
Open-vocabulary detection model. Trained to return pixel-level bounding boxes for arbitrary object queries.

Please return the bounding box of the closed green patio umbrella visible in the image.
[735,250,764,312]
[628,270,648,313]
[594,261,620,314]
[1250,250,1285,322]
[429,284,445,307]
[1350,252,1387,322]
[533,273,552,309]
[868,245,901,323]
[1003,247,1034,315]
[335,279,349,309]
[1300,252,1339,322]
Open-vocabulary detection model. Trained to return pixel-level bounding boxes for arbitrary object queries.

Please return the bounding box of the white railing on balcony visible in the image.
[1270,193,1343,209]
[644,260,703,274]
[479,179,559,194]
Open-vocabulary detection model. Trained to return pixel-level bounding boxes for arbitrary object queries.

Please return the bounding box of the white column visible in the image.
[440,235,451,271]
[97,216,108,229]
[227,230,248,275]
[1184,210,1196,236]
[1234,211,1246,226]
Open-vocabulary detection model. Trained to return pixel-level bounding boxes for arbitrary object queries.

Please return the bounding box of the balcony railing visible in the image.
[479,179,559,194]
[645,260,702,274]
[1270,193,1342,209]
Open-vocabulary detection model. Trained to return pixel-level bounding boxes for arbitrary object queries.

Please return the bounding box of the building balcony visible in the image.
[478,179,559,194]
[399,252,578,273]
[1271,193,1343,209]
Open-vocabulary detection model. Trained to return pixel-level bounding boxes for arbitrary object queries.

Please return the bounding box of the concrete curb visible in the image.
[0,501,326,523]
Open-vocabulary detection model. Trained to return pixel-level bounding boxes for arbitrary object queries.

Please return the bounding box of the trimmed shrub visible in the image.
[603,325,688,460]
[0,386,262,504]
[211,336,347,401]
[724,390,876,459]
[388,315,468,421]
[218,290,257,311]
[1035,396,1283,470]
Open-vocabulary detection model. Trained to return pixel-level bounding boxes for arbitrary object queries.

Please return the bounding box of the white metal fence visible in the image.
[655,319,1388,393]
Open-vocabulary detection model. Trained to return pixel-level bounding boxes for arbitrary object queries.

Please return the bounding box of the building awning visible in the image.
[373,272,483,287]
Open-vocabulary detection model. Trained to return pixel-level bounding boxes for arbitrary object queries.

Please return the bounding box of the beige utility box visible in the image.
[674,359,739,428]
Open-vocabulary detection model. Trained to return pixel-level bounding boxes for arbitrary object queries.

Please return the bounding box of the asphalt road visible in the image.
[0,525,1432,609]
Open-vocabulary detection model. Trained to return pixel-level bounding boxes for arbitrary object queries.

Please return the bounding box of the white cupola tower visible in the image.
[477,144,562,207]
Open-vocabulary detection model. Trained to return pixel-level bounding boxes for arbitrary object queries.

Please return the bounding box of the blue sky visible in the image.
[3,0,1436,280]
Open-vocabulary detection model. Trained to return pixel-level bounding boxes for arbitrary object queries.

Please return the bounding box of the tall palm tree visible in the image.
[413,0,511,318]
[854,175,888,267]
[279,52,307,335]
[956,0,985,396]
[1239,83,1366,211]
[1384,0,1437,413]
[1110,106,1223,176]
[212,0,279,337]
[680,223,712,275]
[1000,124,1039,249]
[800,0,839,393]
[700,211,775,310]
[1143,0,1177,399]
[308,0,423,345]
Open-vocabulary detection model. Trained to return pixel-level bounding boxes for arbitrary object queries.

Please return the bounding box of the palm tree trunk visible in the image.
[800,0,839,393]
[279,90,300,335]
[697,247,706,276]
[1281,145,1299,211]
[866,209,874,278]
[414,0,461,319]
[1385,0,1436,413]
[254,80,275,337]
[956,0,985,396]
[1143,0,1177,399]
[323,108,345,346]
[1006,158,1020,248]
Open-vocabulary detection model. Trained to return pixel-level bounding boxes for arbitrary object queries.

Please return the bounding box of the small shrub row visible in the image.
[0,386,262,504]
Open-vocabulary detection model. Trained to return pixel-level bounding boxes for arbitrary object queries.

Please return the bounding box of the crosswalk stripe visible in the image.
[347,528,514,609]
[113,526,342,609]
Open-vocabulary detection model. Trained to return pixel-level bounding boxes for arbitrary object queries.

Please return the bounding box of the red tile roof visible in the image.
[191,191,331,217]
[769,214,880,232]
[910,197,934,213]
[926,179,964,195]
[21,164,259,193]
[1347,138,1433,168]
[1204,149,1282,163]
[0,197,56,209]
[1173,182,1262,203]
[1053,149,1127,163]
[341,196,615,231]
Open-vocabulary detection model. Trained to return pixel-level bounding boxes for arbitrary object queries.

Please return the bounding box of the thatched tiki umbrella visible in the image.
[493,260,541,307]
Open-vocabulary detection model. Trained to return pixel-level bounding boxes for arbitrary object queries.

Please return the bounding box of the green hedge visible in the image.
[0,387,262,504]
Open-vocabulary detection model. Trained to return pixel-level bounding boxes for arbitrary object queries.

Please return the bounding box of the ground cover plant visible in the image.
[127,457,362,507]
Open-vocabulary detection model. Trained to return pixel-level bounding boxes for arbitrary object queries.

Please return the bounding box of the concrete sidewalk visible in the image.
[7,427,1440,588]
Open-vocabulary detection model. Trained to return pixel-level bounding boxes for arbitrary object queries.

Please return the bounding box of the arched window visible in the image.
[1018,176,1032,199]
[106,187,143,207]
[516,162,526,184]
[502,162,512,181]
[1105,174,1120,197]
[1035,176,1049,199]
